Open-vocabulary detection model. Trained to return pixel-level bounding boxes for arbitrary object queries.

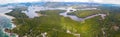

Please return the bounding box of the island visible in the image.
[5,6,120,37]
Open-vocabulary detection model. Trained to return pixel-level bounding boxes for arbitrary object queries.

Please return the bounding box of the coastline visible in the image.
[0,11,16,28]
[0,10,18,37]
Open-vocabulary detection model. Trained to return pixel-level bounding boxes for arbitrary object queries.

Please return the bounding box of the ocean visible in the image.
[0,16,16,37]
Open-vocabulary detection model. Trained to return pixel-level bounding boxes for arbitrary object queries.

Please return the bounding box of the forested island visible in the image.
[5,6,120,37]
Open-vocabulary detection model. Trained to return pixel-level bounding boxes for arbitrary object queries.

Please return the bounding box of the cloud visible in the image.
[93,0,120,4]
[42,0,120,4]
[0,0,41,4]
[41,0,89,2]
[0,0,120,4]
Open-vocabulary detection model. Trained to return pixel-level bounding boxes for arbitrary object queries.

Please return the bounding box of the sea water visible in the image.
[0,16,15,37]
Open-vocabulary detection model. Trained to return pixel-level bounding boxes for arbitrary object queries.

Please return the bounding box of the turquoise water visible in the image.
[0,16,14,37]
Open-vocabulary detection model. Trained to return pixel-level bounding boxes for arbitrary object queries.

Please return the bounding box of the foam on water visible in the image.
[0,6,16,37]
[0,16,12,37]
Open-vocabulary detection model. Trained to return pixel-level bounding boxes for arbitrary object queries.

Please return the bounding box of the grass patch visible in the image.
[67,10,101,18]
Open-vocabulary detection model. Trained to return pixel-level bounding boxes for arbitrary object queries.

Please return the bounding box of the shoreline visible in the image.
[0,9,16,28]
[0,12,16,29]
[0,10,18,37]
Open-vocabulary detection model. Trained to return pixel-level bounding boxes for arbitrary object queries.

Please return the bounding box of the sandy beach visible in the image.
[0,9,18,37]
[0,13,18,37]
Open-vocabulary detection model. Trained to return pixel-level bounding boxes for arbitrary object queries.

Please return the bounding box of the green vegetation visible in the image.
[7,10,76,37]
[6,8,28,18]
[67,10,101,18]
[6,6,120,37]
[98,6,120,37]
[61,16,102,37]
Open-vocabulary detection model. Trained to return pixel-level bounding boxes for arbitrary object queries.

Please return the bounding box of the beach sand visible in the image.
[0,10,18,37]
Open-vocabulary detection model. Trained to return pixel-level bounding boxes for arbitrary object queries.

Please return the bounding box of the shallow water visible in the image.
[22,6,67,18]
[60,8,106,21]
[60,11,84,21]
[22,6,41,18]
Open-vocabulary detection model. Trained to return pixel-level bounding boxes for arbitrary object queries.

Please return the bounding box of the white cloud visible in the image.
[42,0,120,4]
[42,0,89,2]
[0,0,120,4]
[93,0,120,4]
[0,0,41,4]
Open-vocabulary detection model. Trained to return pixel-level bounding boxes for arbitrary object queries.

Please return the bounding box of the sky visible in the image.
[0,0,120,4]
